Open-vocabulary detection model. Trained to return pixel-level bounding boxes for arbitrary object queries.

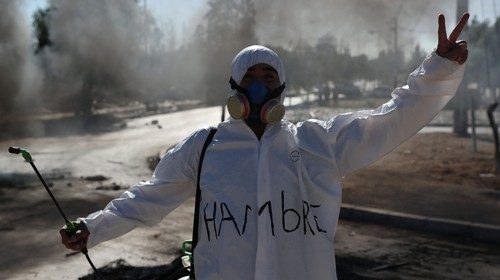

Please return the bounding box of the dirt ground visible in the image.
[1,176,499,280]
[342,133,500,226]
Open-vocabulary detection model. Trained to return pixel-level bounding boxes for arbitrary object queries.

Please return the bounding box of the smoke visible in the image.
[253,0,453,56]
[0,0,467,119]
[36,0,163,113]
[0,0,43,114]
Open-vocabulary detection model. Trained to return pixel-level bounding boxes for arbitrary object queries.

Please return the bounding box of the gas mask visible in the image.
[227,77,286,124]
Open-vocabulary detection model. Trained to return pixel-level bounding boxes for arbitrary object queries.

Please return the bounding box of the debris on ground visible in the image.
[372,261,410,272]
[95,182,123,191]
[79,258,187,280]
[65,251,79,257]
[82,175,109,182]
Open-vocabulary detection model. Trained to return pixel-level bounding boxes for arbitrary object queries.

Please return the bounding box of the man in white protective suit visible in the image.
[61,13,470,279]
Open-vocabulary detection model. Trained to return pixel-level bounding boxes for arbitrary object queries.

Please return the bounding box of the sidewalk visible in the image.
[340,204,500,244]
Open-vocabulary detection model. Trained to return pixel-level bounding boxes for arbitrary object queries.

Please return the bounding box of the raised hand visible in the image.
[436,13,469,65]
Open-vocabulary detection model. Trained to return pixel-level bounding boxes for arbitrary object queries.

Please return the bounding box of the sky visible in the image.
[22,0,500,57]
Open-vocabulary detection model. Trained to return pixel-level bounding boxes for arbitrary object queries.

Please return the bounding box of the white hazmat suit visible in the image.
[81,45,465,279]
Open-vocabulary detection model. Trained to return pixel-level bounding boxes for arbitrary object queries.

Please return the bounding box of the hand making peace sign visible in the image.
[436,13,470,65]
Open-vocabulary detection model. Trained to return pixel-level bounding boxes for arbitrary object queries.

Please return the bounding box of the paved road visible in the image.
[419,125,494,134]
[1,107,223,186]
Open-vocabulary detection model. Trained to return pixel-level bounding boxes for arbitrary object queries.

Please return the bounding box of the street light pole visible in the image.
[452,0,469,136]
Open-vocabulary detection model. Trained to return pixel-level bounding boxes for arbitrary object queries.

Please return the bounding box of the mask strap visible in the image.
[270,83,286,98]
[229,78,246,94]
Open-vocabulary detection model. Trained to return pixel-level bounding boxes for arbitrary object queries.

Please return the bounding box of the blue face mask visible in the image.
[244,80,273,123]
[246,80,270,105]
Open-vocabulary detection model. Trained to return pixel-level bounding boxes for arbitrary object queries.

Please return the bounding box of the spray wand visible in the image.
[8,147,105,280]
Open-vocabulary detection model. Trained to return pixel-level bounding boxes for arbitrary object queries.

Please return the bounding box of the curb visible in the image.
[340,204,500,244]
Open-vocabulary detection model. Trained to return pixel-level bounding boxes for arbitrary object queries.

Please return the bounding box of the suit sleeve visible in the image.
[79,128,210,248]
[297,52,465,177]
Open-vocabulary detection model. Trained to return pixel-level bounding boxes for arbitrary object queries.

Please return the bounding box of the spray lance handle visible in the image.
[64,220,89,254]
[65,220,79,236]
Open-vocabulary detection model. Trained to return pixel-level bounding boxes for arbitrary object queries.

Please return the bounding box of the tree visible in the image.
[467,16,500,172]
[33,0,157,115]
[406,45,425,74]
[1,1,42,115]
[33,8,53,54]
[467,17,500,92]
[314,33,339,83]
[369,49,397,86]
[198,0,257,105]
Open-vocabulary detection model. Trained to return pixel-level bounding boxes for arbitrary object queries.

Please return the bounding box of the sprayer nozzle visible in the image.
[9,147,32,163]
[8,147,21,154]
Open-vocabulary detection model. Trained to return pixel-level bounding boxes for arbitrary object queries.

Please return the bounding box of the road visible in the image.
[1,106,223,186]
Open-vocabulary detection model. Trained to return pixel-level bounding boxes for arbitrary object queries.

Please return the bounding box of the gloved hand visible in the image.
[60,222,90,251]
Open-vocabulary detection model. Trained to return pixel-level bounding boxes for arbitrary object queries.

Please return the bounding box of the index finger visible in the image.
[438,14,448,45]
[449,13,470,42]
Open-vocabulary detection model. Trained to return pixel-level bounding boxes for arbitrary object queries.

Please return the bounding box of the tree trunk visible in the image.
[453,0,469,137]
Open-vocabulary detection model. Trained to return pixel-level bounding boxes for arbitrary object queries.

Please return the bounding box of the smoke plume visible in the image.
[37,0,162,113]
[254,0,452,56]
[0,0,43,115]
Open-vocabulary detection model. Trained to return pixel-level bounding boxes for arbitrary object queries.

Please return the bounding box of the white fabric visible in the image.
[81,51,464,280]
[231,45,286,85]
